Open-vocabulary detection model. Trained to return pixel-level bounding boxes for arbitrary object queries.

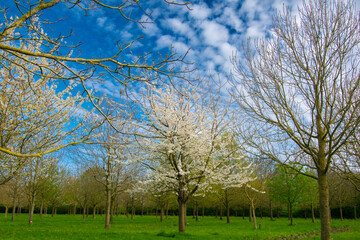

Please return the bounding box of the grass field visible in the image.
[0,214,359,239]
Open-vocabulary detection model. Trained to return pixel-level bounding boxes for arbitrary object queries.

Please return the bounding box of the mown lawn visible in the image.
[0,214,359,239]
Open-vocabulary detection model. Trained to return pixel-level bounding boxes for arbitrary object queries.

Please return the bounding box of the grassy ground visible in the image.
[0,214,359,239]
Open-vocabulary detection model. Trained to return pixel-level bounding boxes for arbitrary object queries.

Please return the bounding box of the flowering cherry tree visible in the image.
[135,83,254,232]
[0,35,101,185]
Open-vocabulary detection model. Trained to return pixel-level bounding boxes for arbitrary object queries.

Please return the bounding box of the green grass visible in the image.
[0,214,359,239]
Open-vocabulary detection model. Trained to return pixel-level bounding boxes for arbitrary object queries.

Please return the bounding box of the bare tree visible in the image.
[230,0,360,239]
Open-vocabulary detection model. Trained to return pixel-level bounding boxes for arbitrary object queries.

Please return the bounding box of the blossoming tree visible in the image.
[135,83,254,232]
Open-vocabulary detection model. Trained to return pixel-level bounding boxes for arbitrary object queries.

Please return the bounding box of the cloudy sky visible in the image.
[4,0,360,94]
[48,0,304,80]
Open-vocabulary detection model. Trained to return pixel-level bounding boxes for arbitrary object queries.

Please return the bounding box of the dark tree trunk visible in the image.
[93,205,96,220]
[160,205,164,222]
[249,205,252,222]
[339,199,343,221]
[242,206,245,220]
[196,202,199,222]
[202,206,204,217]
[178,201,186,232]
[166,203,169,219]
[269,200,273,221]
[289,203,293,226]
[354,205,357,220]
[220,204,223,220]
[311,202,315,223]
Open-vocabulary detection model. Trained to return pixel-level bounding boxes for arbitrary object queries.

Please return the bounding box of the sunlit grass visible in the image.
[0,214,358,239]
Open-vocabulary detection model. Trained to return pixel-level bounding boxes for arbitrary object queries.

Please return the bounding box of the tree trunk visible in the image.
[11,187,17,222]
[242,206,245,220]
[249,205,252,222]
[317,170,331,240]
[311,202,315,223]
[290,203,293,226]
[166,203,169,219]
[260,206,263,219]
[5,206,8,218]
[160,205,164,222]
[192,203,195,219]
[141,204,144,217]
[202,206,205,217]
[178,200,186,232]
[339,199,343,221]
[52,206,55,218]
[196,202,199,222]
[105,188,111,229]
[304,207,307,219]
[93,206,96,220]
[220,204,223,220]
[269,200,273,221]
[39,198,43,219]
[73,205,76,216]
[277,207,280,218]
[29,196,35,225]
[83,207,86,221]
[354,205,357,220]
[251,201,257,229]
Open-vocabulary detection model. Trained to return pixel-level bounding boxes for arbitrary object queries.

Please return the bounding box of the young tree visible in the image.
[267,167,311,225]
[230,1,360,238]
[135,83,236,232]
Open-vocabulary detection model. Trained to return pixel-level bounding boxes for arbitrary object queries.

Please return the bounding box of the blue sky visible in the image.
[4,0,360,96]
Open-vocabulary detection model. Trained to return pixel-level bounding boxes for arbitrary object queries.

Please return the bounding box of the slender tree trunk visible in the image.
[141,204,144,217]
[290,203,293,226]
[126,203,129,218]
[110,204,114,223]
[226,203,230,223]
[249,205,252,222]
[277,207,280,218]
[160,205,164,222]
[311,202,315,223]
[196,202,199,222]
[39,198,43,219]
[193,203,195,219]
[304,207,307,219]
[242,206,245,220]
[52,206,55,218]
[269,200,273,221]
[339,199,343,221]
[131,203,134,221]
[166,203,169,219]
[73,205,76,216]
[5,206,8,218]
[93,206,96,220]
[29,196,35,225]
[354,205,357,220]
[251,201,257,229]
[220,204,223,220]
[83,206,86,221]
[317,169,331,240]
[178,200,186,232]
[105,188,111,229]
[202,206,205,217]
[11,187,17,222]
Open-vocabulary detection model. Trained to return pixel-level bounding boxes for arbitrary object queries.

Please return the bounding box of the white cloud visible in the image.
[189,3,211,20]
[96,17,107,28]
[201,21,229,47]
[140,15,161,37]
[165,18,195,39]
[156,35,174,49]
